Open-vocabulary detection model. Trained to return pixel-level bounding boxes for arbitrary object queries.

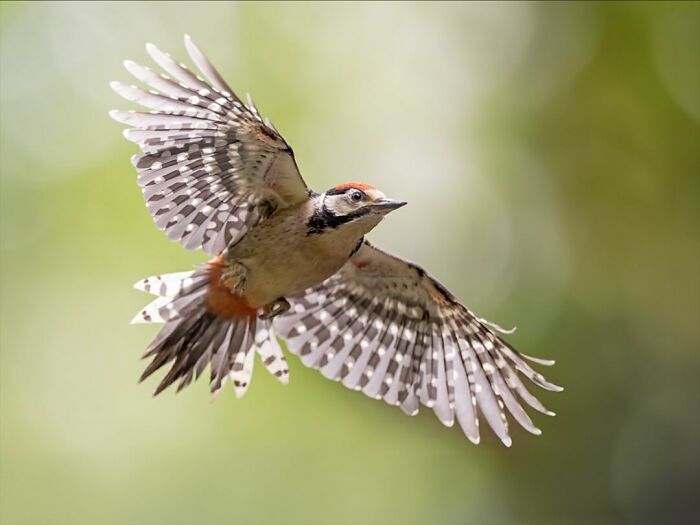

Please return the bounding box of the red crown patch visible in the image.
[334,182,376,192]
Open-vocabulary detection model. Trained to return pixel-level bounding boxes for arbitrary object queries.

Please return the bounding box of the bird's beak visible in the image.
[372,198,407,213]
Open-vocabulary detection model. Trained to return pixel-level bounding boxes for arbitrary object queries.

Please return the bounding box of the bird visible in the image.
[110,35,561,447]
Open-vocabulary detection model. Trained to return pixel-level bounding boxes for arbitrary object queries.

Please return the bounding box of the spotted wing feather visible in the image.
[111,35,309,255]
[133,270,289,396]
[275,241,561,446]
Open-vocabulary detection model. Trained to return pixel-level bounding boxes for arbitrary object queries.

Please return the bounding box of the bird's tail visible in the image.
[131,264,289,397]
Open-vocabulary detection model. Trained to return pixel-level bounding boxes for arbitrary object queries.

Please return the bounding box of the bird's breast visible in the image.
[226,211,362,308]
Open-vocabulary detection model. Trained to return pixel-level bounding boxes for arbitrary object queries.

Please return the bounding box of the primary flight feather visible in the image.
[111,35,561,446]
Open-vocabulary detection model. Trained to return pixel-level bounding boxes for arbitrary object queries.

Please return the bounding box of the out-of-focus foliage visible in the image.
[1,2,698,524]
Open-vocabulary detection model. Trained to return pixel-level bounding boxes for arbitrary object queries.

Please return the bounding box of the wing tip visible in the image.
[523,353,556,366]
[233,385,249,399]
[209,387,223,402]
[109,81,135,100]
[183,34,199,60]
[480,317,517,335]
[145,42,161,59]
[130,311,146,324]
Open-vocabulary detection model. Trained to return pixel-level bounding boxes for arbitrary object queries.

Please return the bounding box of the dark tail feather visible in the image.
[132,270,289,397]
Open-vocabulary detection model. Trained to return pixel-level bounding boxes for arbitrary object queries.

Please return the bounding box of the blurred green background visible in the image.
[1,2,698,524]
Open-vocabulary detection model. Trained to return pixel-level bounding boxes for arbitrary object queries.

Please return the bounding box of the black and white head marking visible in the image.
[306,184,405,235]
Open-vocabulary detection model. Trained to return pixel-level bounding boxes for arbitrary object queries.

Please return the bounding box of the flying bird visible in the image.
[110,35,561,446]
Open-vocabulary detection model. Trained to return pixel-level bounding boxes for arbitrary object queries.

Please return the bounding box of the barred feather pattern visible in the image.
[110,35,309,255]
[133,270,289,397]
[275,242,561,446]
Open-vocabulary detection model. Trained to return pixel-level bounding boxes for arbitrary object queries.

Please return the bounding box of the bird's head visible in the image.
[308,182,406,235]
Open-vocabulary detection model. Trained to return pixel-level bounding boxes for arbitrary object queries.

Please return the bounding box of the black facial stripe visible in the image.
[306,204,371,235]
[325,187,351,196]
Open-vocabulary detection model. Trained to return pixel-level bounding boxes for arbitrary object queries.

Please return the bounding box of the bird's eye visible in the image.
[350,191,363,202]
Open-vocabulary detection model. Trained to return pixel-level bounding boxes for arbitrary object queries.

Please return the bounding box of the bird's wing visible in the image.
[110,35,309,255]
[275,241,562,446]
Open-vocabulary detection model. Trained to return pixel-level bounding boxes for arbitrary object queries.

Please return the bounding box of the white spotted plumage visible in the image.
[131,269,288,395]
[274,242,562,446]
[111,35,308,256]
[114,35,560,446]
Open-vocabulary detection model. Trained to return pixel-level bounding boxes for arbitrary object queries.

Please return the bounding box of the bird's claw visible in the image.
[259,297,290,320]
[220,261,248,295]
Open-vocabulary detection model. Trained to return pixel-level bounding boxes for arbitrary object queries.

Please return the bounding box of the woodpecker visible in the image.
[111,35,561,446]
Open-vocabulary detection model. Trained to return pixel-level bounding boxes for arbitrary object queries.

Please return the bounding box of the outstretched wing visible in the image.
[110,35,309,255]
[274,241,562,446]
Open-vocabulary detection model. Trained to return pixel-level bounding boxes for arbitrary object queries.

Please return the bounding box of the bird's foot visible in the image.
[220,261,248,295]
[259,297,290,320]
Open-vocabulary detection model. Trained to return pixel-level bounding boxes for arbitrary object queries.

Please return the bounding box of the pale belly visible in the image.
[226,206,366,308]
